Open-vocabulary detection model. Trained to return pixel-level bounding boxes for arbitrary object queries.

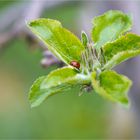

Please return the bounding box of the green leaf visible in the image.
[103,33,140,70]
[91,70,132,107]
[29,67,90,108]
[81,31,88,46]
[92,10,132,48]
[27,19,85,65]
[28,76,46,108]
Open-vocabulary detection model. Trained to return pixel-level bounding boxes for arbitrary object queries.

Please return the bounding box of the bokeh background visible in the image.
[0,0,140,139]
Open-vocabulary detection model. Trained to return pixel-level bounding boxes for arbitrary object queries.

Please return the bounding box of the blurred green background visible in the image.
[0,0,138,139]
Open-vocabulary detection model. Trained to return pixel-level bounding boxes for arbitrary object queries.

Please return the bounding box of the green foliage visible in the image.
[81,31,89,46]
[91,10,132,49]
[29,76,46,108]
[91,71,132,107]
[28,19,85,65]
[103,33,140,69]
[27,10,140,108]
[29,67,90,107]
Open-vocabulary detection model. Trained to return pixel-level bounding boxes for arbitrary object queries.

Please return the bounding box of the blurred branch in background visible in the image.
[0,0,66,67]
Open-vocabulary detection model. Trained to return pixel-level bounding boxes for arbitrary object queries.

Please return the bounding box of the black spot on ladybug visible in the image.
[70,61,80,69]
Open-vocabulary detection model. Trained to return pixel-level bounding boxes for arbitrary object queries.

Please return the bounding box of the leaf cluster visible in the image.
[27,10,140,108]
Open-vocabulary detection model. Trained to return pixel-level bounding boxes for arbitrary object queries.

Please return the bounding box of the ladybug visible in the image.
[70,60,80,69]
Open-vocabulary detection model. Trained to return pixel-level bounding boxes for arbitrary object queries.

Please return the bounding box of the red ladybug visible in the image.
[70,61,80,69]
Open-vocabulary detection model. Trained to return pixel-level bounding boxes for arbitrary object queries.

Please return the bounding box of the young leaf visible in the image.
[29,67,90,108]
[81,31,88,46]
[103,33,140,70]
[28,76,47,108]
[92,10,132,48]
[27,19,85,65]
[91,70,132,107]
